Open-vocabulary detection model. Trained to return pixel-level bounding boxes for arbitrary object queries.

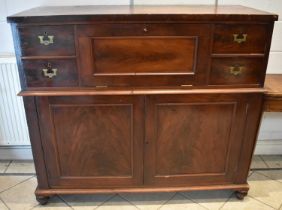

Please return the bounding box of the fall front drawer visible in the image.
[77,23,211,87]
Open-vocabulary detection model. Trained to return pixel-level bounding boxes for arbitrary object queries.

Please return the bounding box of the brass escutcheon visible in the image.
[42,62,57,78]
[229,65,243,76]
[38,33,54,46]
[233,33,247,44]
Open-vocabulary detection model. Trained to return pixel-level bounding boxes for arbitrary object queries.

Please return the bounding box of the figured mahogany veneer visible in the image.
[7,5,277,204]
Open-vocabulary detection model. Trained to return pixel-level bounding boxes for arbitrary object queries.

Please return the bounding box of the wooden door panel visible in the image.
[144,93,262,186]
[91,37,196,75]
[36,95,144,188]
[77,24,211,87]
[155,103,234,175]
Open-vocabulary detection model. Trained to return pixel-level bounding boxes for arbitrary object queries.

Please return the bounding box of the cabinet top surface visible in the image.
[7,5,278,23]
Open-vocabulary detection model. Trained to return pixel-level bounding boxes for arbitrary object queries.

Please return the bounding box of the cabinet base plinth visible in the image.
[35,184,249,198]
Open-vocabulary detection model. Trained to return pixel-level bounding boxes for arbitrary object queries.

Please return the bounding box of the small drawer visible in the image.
[213,24,269,54]
[19,26,75,56]
[22,59,78,87]
[209,57,264,86]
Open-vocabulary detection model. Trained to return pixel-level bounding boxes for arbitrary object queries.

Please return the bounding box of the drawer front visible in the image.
[209,57,264,86]
[90,37,195,75]
[19,26,75,56]
[213,24,269,54]
[23,59,78,87]
[77,23,211,87]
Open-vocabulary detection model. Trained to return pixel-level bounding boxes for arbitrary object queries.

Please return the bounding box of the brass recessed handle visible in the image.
[229,65,243,76]
[233,33,247,44]
[38,32,54,46]
[42,63,57,78]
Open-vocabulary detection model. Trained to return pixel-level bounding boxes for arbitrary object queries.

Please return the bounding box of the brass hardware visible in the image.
[229,65,243,76]
[42,62,57,78]
[38,33,54,45]
[143,27,148,32]
[233,34,247,44]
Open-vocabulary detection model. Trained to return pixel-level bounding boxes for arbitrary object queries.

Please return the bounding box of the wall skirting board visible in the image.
[0,146,33,160]
[255,140,282,155]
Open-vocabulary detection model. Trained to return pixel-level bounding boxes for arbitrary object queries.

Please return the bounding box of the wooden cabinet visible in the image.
[7,5,277,205]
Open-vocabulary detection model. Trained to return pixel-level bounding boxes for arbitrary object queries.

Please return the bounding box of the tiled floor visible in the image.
[0,155,281,210]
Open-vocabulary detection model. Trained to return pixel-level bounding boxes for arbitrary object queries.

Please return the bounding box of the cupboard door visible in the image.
[36,95,144,188]
[144,93,262,186]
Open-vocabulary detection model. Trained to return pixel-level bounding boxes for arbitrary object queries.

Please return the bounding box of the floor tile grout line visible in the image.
[157,192,177,210]
[181,192,211,210]
[94,193,117,209]
[219,192,236,210]
[247,194,278,210]
[260,155,272,168]
[0,173,35,176]
[254,170,282,184]
[118,193,143,209]
[57,195,75,210]
[0,175,35,194]
[218,191,235,210]
[278,202,282,210]
[251,168,282,171]
[3,161,12,173]
[0,196,10,210]
[179,192,210,210]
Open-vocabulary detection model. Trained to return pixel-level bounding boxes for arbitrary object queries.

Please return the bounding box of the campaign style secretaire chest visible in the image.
[7,5,278,205]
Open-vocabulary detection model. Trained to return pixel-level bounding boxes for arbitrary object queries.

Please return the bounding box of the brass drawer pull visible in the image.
[229,65,243,76]
[233,33,247,44]
[38,32,54,46]
[42,63,57,78]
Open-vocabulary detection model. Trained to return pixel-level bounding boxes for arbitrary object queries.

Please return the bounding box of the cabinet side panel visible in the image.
[234,93,264,184]
[23,96,49,189]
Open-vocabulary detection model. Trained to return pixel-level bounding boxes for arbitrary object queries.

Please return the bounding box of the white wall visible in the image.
[0,0,281,155]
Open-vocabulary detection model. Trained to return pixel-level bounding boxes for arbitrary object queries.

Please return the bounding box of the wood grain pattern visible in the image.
[18,26,75,56]
[18,87,267,97]
[209,57,265,86]
[213,24,270,54]
[7,5,278,24]
[22,59,78,87]
[144,93,258,186]
[35,183,249,195]
[36,95,144,188]
[91,37,196,75]
[78,23,210,87]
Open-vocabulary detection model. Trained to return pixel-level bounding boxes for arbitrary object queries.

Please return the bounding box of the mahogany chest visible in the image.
[7,5,278,204]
